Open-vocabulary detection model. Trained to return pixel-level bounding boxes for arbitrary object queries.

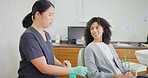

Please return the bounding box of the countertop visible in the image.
[52,41,148,49]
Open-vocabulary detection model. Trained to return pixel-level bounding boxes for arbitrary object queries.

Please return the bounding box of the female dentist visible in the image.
[18,0,87,78]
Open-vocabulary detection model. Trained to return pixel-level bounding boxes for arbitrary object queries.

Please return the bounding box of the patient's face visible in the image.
[90,22,104,40]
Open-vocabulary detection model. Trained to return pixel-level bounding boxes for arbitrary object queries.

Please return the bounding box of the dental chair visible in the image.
[78,36,88,78]
[135,49,148,71]
[135,49,148,77]
[78,48,87,78]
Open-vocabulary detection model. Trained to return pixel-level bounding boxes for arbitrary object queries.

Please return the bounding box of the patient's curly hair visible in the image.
[84,17,112,46]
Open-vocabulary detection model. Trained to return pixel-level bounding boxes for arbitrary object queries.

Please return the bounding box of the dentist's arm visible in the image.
[31,56,71,75]
[31,56,87,76]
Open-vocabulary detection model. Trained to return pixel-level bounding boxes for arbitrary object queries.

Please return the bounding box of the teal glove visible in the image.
[69,73,76,78]
[68,66,87,76]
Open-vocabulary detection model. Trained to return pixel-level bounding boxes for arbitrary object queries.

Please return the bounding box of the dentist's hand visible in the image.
[68,66,87,76]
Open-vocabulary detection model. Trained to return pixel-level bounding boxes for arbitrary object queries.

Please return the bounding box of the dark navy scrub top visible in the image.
[18,27,58,78]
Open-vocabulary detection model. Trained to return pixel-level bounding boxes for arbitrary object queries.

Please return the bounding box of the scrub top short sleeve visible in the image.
[20,33,44,61]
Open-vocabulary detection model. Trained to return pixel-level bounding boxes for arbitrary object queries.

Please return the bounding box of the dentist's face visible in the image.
[90,22,104,40]
[38,6,55,28]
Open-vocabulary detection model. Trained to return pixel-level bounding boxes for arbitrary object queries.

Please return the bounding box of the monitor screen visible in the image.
[68,26,86,44]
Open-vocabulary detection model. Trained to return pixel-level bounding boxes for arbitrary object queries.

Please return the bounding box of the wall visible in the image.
[50,0,148,42]
[0,0,148,78]
[77,0,148,42]
[0,0,35,78]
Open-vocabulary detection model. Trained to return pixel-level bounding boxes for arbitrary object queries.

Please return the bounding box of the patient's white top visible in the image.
[96,42,122,74]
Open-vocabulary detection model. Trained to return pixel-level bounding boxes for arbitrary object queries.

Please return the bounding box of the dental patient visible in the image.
[84,17,134,78]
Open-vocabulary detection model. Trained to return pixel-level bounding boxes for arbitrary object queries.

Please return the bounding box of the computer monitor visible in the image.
[67,26,86,44]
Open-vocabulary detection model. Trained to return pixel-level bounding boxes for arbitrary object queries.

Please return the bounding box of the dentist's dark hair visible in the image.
[22,0,55,28]
[84,17,112,46]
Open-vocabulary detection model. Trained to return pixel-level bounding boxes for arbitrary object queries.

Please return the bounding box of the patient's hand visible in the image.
[125,72,133,78]
[113,73,133,78]
[113,74,124,78]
